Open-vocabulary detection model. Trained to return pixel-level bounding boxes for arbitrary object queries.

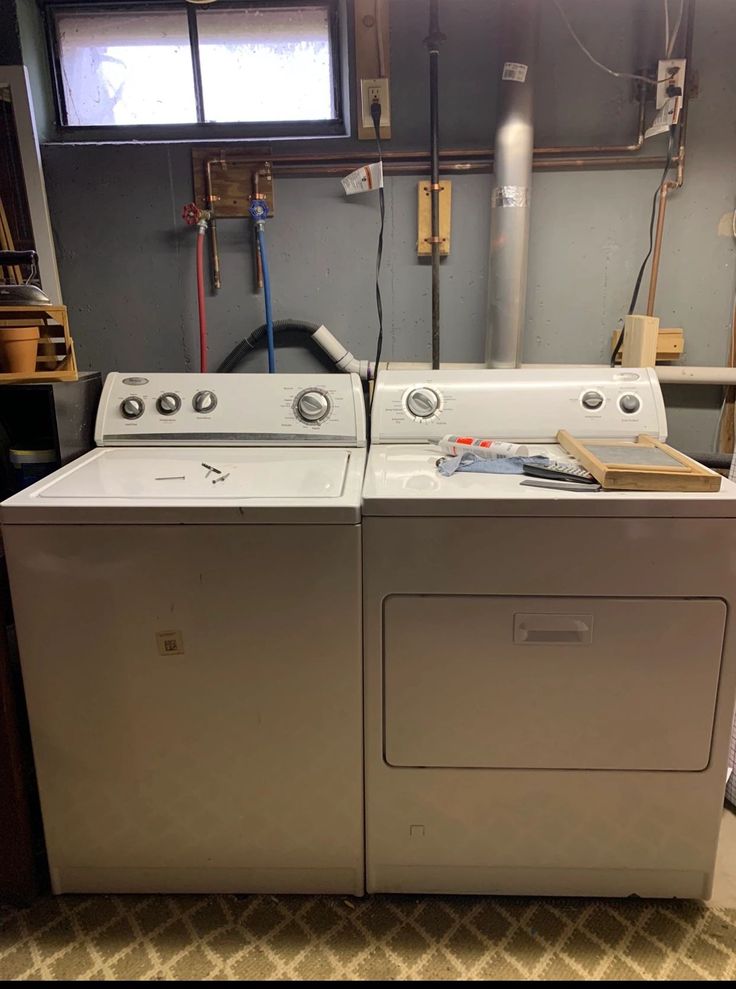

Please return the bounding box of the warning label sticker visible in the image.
[502,62,528,83]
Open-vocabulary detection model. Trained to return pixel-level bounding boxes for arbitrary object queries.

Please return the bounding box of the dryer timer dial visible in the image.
[406,387,441,419]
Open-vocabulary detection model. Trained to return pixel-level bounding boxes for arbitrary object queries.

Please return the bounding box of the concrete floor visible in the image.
[710,808,736,907]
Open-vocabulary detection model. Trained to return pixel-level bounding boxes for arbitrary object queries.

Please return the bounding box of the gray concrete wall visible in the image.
[12,1,736,448]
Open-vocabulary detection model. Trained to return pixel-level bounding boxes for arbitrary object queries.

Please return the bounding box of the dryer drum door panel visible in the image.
[383,595,726,771]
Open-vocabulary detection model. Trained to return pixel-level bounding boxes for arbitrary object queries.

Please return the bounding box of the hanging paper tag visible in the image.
[502,62,528,83]
[341,162,384,196]
[645,96,681,139]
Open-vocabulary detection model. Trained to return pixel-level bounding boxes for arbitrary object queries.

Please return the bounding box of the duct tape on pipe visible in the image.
[491,186,530,208]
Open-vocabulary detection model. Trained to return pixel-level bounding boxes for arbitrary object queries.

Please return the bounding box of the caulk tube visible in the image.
[438,435,530,458]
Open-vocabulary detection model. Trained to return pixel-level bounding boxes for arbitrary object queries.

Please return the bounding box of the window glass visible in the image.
[196,6,334,123]
[56,11,197,126]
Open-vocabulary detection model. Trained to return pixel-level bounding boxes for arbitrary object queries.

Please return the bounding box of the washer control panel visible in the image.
[98,373,366,447]
[371,368,667,444]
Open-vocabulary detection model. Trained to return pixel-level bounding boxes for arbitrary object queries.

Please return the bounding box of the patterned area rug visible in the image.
[1,893,736,980]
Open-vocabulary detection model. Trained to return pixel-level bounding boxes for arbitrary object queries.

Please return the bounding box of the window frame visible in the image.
[43,0,346,141]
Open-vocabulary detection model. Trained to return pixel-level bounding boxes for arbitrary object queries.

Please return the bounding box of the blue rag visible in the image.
[437,453,550,477]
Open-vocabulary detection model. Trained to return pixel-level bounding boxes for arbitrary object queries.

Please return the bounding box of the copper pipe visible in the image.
[198,16,683,180]
[198,15,663,184]
[646,0,694,316]
[267,153,678,177]
[670,0,694,192]
[204,157,223,290]
[199,90,650,180]
[646,182,670,316]
[203,148,678,177]
[202,81,647,170]
[537,82,647,156]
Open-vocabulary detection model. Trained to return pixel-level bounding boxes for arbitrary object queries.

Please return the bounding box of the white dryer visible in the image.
[2,372,366,895]
[363,368,736,898]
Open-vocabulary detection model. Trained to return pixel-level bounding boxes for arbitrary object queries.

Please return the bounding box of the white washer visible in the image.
[363,368,736,898]
[2,372,366,895]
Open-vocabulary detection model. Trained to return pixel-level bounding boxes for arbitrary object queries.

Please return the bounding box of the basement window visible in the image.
[45,1,343,138]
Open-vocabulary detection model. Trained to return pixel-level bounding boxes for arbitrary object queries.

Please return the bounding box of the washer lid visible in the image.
[38,448,351,500]
[2,447,366,524]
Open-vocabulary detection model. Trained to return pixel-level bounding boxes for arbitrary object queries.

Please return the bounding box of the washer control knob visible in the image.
[619,393,641,414]
[156,392,181,416]
[296,389,331,423]
[582,390,604,410]
[192,390,217,414]
[406,387,441,418]
[121,396,144,420]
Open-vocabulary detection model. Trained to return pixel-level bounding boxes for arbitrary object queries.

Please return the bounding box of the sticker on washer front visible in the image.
[156,630,185,656]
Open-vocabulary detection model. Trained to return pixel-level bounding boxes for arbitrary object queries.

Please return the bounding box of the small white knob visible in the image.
[297,390,331,423]
[406,387,440,418]
[121,397,144,419]
[193,390,217,413]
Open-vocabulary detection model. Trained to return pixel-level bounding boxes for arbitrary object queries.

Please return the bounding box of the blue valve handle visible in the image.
[249,199,270,222]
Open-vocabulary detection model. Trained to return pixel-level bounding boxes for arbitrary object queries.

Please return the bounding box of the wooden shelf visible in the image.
[0,304,77,383]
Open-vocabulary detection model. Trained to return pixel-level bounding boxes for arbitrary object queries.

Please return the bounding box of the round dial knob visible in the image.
[582,390,604,410]
[121,396,144,420]
[156,392,181,416]
[192,390,217,414]
[296,389,331,423]
[619,393,641,414]
[406,387,441,419]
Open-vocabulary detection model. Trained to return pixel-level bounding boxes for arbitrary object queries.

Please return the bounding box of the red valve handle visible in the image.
[182,202,202,226]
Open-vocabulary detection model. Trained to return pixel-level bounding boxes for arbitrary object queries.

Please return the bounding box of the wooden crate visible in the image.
[0,304,77,383]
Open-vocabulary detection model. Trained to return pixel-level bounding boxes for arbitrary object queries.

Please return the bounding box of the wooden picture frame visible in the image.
[557,431,721,492]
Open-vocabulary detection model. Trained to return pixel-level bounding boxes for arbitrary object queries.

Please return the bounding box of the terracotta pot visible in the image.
[0,326,40,374]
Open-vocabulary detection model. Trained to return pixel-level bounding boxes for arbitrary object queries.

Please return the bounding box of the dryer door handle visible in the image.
[513,613,593,645]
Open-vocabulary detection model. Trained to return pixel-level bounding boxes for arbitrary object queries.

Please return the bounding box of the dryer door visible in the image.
[383,595,726,771]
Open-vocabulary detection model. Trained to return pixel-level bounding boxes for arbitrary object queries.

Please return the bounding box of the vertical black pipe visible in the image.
[426,0,443,369]
[186,6,205,124]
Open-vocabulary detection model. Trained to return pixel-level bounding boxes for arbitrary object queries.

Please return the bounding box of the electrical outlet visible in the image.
[657,58,686,110]
[360,77,391,131]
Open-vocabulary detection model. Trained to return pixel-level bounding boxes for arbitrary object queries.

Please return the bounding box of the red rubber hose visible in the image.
[196,228,207,372]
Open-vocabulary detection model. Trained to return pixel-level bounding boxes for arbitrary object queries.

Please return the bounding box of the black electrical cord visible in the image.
[610,126,676,367]
[369,99,385,411]
[217,319,320,372]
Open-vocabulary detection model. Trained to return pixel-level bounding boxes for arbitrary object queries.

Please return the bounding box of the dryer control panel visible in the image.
[96,373,366,447]
[371,368,667,444]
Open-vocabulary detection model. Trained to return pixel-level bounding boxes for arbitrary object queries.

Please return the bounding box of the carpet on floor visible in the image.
[1,893,736,980]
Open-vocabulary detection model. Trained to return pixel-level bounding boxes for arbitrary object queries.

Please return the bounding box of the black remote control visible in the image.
[522,461,597,484]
